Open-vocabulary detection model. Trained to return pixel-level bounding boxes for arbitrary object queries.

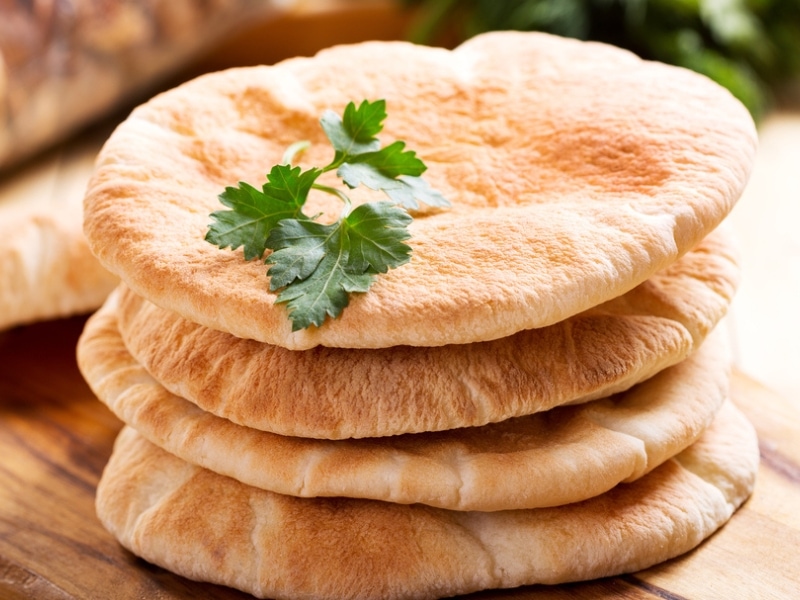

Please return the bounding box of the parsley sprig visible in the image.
[205,99,449,331]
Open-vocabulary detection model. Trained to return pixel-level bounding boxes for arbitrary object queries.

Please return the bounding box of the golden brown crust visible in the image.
[112,228,738,438]
[95,402,758,599]
[82,31,757,349]
[78,293,731,510]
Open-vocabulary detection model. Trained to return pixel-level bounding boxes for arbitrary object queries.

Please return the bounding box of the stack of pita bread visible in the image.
[77,32,760,599]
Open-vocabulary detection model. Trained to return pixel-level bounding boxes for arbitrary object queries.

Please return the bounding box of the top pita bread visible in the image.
[83,31,756,349]
[0,136,117,331]
[95,400,758,600]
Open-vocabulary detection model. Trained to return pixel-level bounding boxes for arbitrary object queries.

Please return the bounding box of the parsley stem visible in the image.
[312,183,352,216]
[321,156,345,174]
[282,140,311,165]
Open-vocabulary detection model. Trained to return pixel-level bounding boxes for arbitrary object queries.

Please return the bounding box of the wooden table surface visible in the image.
[1,316,799,599]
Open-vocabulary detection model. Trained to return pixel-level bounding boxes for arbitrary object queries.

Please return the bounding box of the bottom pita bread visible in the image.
[96,401,757,600]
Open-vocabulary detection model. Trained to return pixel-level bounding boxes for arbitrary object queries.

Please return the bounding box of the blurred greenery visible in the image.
[402,0,800,120]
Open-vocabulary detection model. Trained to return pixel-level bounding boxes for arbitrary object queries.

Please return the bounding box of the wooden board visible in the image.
[1,315,799,600]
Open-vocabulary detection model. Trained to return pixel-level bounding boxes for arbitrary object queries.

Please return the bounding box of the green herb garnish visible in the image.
[205,99,449,331]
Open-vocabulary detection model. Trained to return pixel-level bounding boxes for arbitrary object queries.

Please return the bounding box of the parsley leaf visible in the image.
[321,99,386,157]
[343,202,413,273]
[265,203,412,330]
[342,140,426,178]
[205,164,318,260]
[337,141,449,210]
[206,99,448,330]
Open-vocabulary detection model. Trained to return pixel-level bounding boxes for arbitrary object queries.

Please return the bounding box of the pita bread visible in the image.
[95,401,758,599]
[0,136,117,331]
[79,289,731,510]
[82,31,757,349]
[112,228,738,438]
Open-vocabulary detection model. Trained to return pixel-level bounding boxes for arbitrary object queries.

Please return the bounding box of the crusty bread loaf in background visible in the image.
[0,0,287,172]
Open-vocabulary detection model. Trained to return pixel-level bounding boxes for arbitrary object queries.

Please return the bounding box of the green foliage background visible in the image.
[403,0,800,120]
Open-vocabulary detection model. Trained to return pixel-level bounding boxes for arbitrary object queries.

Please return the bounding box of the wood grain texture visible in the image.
[0,317,251,600]
[1,316,799,599]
